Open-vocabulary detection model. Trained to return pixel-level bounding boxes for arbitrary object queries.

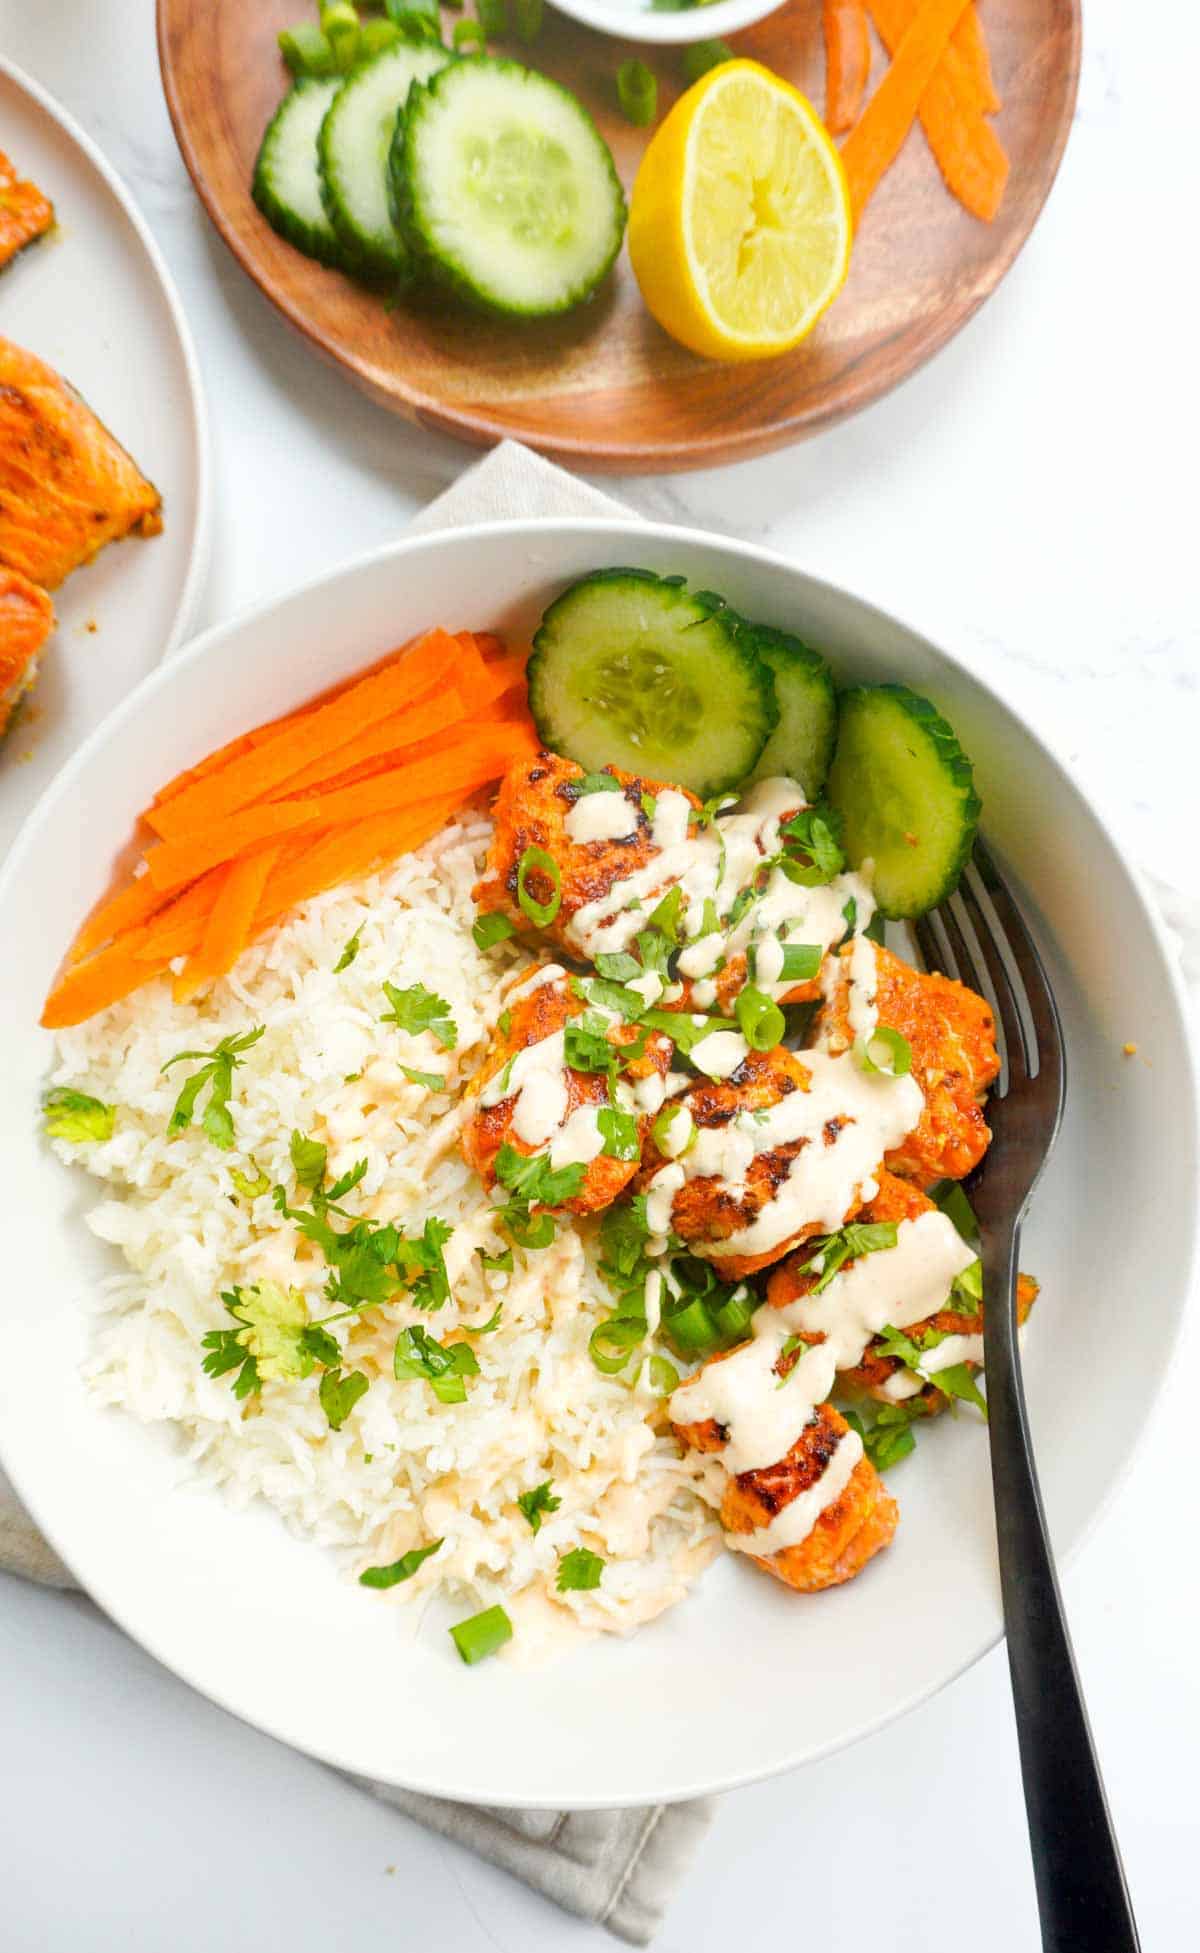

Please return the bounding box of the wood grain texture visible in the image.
[156,0,1080,474]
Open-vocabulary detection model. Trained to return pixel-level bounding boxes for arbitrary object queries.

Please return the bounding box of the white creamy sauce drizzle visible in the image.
[564,792,640,845]
[727,1429,864,1556]
[549,1105,606,1169]
[772,1212,976,1368]
[644,1269,664,1335]
[915,1330,985,1375]
[645,1163,685,1238]
[671,1320,838,1473]
[505,961,568,1001]
[689,1029,751,1079]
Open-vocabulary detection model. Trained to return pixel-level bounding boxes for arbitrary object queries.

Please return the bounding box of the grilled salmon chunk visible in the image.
[821,940,999,1182]
[462,964,673,1218]
[0,337,162,590]
[0,152,54,270]
[0,565,55,734]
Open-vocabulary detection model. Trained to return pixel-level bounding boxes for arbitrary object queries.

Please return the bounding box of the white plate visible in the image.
[0,58,209,853]
[548,0,786,44]
[0,518,1194,1809]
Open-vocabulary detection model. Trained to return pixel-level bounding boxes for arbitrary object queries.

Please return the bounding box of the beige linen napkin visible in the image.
[0,441,713,1946]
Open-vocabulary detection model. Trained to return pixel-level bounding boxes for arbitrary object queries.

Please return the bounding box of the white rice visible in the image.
[48,812,721,1662]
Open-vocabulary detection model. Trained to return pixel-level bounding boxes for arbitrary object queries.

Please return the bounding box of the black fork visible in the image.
[913,841,1140,1952]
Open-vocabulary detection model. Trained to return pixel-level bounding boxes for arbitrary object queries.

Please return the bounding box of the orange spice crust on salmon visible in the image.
[0,152,54,269]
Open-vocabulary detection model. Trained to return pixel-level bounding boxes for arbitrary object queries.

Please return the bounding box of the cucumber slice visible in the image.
[742,625,837,796]
[252,79,344,266]
[528,570,778,799]
[825,685,981,918]
[394,58,626,318]
[318,42,451,279]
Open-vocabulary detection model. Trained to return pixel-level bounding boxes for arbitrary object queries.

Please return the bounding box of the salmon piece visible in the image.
[0,152,54,269]
[461,965,673,1218]
[765,1170,1038,1409]
[821,940,999,1182]
[473,752,699,955]
[0,565,55,734]
[635,1045,870,1280]
[0,336,162,590]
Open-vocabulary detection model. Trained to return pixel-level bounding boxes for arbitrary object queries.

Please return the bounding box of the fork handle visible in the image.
[981,1221,1141,1952]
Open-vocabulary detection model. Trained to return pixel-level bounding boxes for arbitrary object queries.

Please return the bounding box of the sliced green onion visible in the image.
[278,23,337,75]
[617,59,658,127]
[517,846,562,927]
[651,1102,695,1159]
[359,1539,442,1589]
[712,1289,754,1346]
[645,1353,680,1395]
[473,911,515,950]
[681,39,732,85]
[452,16,487,46]
[853,1025,913,1077]
[589,1317,644,1374]
[320,3,361,69]
[513,0,544,40]
[476,0,508,34]
[359,18,402,55]
[735,985,785,1053]
[662,1295,720,1357]
[776,942,822,983]
[449,1604,513,1665]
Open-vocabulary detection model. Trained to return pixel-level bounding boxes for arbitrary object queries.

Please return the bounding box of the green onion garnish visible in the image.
[681,39,732,85]
[774,942,823,984]
[645,1353,680,1395]
[516,845,562,927]
[651,1101,695,1158]
[359,1539,443,1589]
[662,1294,720,1357]
[589,1315,645,1375]
[853,1026,913,1077]
[617,58,658,127]
[735,985,786,1053]
[449,1604,513,1665]
[712,1288,754,1346]
[278,24,338,76]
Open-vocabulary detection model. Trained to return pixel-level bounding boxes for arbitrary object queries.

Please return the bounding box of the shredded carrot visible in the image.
[866,0,1008,219]
[146,723,538,895]
[41,940,171,1030]
[174,846,281,1002]
[952,6,1000,115]
[841,0,973,220]
[67,871,170,964]
[252,797,467,931]
[824,1,871,135]
[147,629,462,840]
[269,686,467,798]
[130,867,229,962]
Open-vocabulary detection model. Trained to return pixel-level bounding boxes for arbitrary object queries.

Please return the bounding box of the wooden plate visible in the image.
[157,0,1079,474]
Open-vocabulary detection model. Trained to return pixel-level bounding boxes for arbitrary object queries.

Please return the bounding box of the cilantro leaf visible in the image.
[929,1363,989,1417]
[556,1547,605,1592]
[334,927,362,972]
[222,1281,313,1382]
[598,1195,651,1285]
[381,981,457,1050]
[842,1402,922,1471]
[229,1162,270,1200]
[393,1325,479,1403]
[359,1540,443,1589]
[401,1066,447,1092]
[200,1329,261,1400]
[162,1027,264,1152]
[800,1221,899,1294]
[517,1480,561,1534]
[472,912,516,951]
[646,885,684,943]
[597,1102,639,1161]
[300,1323,341,1368]
[502,1206,557,1251]
[477,1247,513,1274]
[594,951,642,982]
[319,1366,370,1430]
[495,1145,585,1209]
[399,1215,455,1312]
[290,1129,328,1191]
[470,1301,504,1333]
[43,1087,116,1144]
[573,771,622,796]
[778,806,846,885]
[873,1322,928,1372]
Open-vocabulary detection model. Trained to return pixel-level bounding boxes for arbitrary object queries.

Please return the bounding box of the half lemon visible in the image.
[629,60,852,363]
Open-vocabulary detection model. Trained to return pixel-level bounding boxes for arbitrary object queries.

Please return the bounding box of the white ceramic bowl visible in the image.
[549,0,784,45]
[0,519,1195,1809]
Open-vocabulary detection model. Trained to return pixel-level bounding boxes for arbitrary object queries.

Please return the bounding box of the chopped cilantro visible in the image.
[290,1129,328,1191]
[556,1547,605,1592]
[478,1247,514,1275]
[597,1101,639,1161]
[930,1363,989,1416]
[333,927,362,972]
[393,1324,480,1404]
[564,1013,618,1076]
[319,1367,369,1430]
[381,981,457,1050]
[646,884,684,943]
[574,771,622,796]
[43,1087,116,1145]
[778,806,846,885]
[517,1480,561,1533]
[162,1026,265,1150]
[359,1540,443,1589]
[842,1402,923,1471]
[495,1145,585,1208]
[472,912,516,951]
[401,1066,447,1091]
[595,951,642,983]
[800,1221,899,1294]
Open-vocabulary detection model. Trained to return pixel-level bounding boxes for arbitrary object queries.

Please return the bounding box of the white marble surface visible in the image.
[1,1,1198,1946]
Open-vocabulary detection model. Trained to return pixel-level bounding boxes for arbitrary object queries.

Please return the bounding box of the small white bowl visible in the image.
[550,0,786,46]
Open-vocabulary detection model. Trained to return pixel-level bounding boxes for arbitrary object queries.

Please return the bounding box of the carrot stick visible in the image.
[41,941,171,1029]
[67,871,170,964]
[474,652,531,707]
[952,7,1000,115]
[866,0,1008,219]
[824,1,871,135]
[252,796,466,930]
[145,723,538,895]
[268,686,467,798]
[841,0,972,222]
[130,867,229,962]
[174,846,281,1002]
[146,628,461,840]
